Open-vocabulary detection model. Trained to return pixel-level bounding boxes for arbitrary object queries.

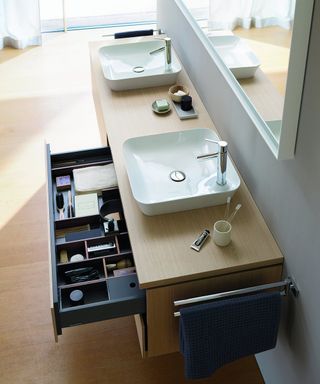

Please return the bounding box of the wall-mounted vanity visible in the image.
[158,0,314,159]
[45,35,284,355]
[85,36,284,357]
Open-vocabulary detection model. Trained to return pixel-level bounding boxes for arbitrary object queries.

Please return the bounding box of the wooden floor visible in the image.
[0,29,264,383]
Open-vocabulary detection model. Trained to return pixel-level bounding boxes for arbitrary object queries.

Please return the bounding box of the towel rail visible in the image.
[173,277,298,317]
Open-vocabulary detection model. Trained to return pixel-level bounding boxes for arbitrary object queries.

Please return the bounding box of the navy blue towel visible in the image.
[179,291,281,380]
[114,30,154,39]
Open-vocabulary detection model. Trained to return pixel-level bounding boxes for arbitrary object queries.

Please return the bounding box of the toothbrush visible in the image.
[227,203,242,223]
[224,196,231,220]
[67,190,74,218]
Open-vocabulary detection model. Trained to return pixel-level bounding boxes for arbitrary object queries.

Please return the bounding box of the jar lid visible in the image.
[70,254,85,262]
[70,289,84,303]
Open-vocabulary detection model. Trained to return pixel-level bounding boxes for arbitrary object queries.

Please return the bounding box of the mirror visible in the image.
[176,0,314,159]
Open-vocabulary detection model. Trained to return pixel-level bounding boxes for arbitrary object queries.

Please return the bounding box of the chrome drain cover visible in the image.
[170,170,186,182]
[133,66,144,73]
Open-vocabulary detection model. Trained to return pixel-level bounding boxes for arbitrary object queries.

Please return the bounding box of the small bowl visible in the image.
[100,199,123,221]
[168,85,189,103]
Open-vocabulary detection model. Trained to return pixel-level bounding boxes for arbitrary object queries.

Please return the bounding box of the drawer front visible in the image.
[46,144,145,339]
[146,265,283,357]
[46,144,62,339]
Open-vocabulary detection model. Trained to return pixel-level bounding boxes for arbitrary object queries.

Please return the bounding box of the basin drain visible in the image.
[133,66,145,73]
[170,171,186,182]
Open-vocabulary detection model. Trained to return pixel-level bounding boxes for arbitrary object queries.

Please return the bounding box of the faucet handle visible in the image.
[149,37,171,56]
[153,36,171,41]
[198,138,228,186]
[149,37,172,70]
[205,138,228,153]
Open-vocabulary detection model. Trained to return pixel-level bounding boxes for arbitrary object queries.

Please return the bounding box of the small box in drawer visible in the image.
[107,274,144,300]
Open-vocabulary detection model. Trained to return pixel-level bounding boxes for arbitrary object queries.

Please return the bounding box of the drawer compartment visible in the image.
[59,275,145,327]
[46,144,146,339]
[61,281,108,309]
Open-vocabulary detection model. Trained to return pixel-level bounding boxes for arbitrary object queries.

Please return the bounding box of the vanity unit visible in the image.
[48,37,283,358]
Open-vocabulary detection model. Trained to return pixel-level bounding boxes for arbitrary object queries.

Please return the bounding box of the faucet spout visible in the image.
[197,139,228,186]
[149,37,172,72]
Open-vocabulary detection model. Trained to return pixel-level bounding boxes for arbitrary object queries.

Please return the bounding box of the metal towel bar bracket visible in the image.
[173,277,299,317]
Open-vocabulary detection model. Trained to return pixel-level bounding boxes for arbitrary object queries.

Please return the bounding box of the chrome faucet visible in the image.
[149,37,172,72]
[197,139,228,186]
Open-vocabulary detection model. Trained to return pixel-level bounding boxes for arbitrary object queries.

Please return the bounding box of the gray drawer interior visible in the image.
[47,145,146,335]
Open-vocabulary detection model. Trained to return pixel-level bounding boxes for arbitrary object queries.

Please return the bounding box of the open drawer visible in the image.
[46,144,146,340]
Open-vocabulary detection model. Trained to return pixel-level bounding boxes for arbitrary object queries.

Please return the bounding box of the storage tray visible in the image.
[47,145,146,337]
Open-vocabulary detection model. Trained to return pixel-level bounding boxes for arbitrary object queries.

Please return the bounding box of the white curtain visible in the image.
[209,0,296,31]
[0,0,41,49]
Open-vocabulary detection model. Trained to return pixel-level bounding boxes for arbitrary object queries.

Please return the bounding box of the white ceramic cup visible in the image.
[213,220,232,247]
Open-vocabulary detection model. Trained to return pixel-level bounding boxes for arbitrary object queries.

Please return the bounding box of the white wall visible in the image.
[158,0,320,382]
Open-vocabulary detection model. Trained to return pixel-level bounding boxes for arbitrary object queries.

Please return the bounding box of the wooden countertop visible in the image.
[89,38,283,289]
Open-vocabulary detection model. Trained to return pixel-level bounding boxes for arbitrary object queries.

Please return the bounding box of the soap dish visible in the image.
[152,100,171,115]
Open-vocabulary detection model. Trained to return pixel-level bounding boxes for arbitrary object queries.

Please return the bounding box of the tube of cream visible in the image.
[190,229,210,252]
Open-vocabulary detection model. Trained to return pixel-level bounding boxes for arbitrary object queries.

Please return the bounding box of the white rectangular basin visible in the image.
[123,128,240,216]
[99,40,181,91]
[208,35,260,79]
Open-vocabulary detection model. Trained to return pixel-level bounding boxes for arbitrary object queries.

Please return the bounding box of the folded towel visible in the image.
[114,29,154,39]
[73,164,118,194]
[179,291,281,380]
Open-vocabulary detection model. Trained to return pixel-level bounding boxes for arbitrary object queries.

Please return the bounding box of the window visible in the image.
[40,0,157,32]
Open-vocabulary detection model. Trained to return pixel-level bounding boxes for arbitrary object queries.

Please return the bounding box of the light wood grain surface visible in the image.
[90,38,283,289]
[0,29,264,383]
[239,68,284,121]
[235,26,291,120]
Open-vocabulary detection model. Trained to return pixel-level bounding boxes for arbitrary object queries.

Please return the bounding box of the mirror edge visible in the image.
[174,0,279,156]
[278,0,315,160]
[173,0,315,160]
